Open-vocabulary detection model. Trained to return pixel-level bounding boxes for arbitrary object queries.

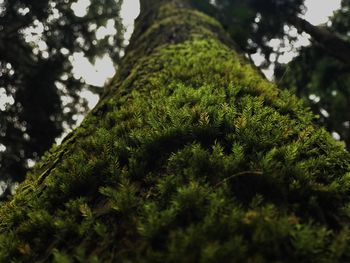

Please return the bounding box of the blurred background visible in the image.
[0,0,348,197]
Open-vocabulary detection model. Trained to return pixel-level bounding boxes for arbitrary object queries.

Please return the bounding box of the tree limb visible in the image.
[288,15,350,64]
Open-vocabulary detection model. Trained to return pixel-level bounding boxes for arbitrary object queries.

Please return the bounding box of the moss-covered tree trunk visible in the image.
[1,0,350,261]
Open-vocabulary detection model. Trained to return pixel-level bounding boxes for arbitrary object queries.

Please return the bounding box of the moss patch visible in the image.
[1,2,350,262]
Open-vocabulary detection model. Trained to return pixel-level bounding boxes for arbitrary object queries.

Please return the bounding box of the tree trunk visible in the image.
[1,0,350,261]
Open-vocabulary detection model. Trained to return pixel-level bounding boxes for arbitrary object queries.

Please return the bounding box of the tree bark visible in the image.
[289,15,350,64]
[1,0,350,261]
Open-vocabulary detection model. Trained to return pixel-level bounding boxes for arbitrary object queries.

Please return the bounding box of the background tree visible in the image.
[0,0,125,193]
[275,0,350,148]
[0,0,350,261]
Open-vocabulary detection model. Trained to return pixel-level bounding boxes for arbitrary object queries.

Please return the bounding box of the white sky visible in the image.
[304,0,341,25]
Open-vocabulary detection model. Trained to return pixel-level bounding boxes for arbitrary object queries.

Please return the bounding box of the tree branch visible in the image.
[288,15,350,64]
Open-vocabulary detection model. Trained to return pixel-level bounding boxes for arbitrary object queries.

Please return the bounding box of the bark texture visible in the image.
[1,0,350,262]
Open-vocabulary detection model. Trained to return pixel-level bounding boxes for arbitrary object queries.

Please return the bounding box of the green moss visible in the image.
[1,1,350,262]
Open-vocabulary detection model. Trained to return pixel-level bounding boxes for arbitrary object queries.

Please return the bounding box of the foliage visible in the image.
[0,0,124,190]
[0,3,349,260]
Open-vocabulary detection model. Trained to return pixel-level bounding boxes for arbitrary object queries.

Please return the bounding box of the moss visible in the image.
[1,1,350,262]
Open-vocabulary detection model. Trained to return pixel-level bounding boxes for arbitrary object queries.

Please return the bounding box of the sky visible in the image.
[304,0,341,25]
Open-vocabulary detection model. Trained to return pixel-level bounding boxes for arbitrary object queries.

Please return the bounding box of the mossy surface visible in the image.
[1,1,350,262]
